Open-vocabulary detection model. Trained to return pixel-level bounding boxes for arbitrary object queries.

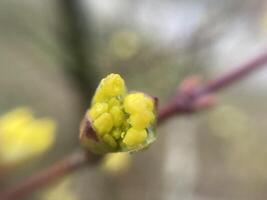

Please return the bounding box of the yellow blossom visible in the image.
[93,73,126,103]
[122,128,147,148]
[88,103,108,120]
[0,107,56,167]
[101,152,131,174]
[108,98,120,108]
[111,128,121,140]
[93,113,113,136]
[80,73,157,154]
[124,92,154,114]
[109,106,124,127]
[103,134,117,149]
[128,111,154,130]
[41,178,76,200]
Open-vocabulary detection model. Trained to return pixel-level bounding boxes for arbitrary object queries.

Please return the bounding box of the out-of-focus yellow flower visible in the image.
[80,73,157,154]
[101,152,131,175]
[109,30,139,60]
[0,107,56,167]
[41,178,76,200]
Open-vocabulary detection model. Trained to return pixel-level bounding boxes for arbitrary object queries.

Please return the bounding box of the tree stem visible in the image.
[0,151,100,200]
[158,50,267,123]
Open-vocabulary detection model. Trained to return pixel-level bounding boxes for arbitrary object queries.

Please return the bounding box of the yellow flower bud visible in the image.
[128,111,154,130]
[92,90,106,103]
[108,98,121,108]
[93,113,113,136]
[103,134,117,149]
[124,93,154,114]
[93,74,125,104]
[111,128,122,139]
[144,96,154,111]
[110,106,124,127]
[88,102,108,120]
[101,74,125,96]
[122,128,147,148]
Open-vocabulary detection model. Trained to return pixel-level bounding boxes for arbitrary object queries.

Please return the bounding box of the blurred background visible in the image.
[1,0,267,199]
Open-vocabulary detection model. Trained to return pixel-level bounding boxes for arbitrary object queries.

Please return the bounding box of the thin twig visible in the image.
[0,151,100,200]
[158,50,267,123]
[1,49,267,199]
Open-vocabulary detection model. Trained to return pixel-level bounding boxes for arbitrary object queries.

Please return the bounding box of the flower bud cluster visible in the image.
[80,73,156,154]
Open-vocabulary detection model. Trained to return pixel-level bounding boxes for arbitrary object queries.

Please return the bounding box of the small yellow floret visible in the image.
[108,98,120,108]
[99,73,126,97]
[0,107,56,166]
[124,93,154,114]
[88,103,108,120]
[92,90,106,103]
[92,74,126,104]
[111,128,121,139]
[93,113,113,135]
[144,96,154,111]
[128,111,154,129]
[103,134,117,148]
[123,128,147,147]
[110,106,124,127]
